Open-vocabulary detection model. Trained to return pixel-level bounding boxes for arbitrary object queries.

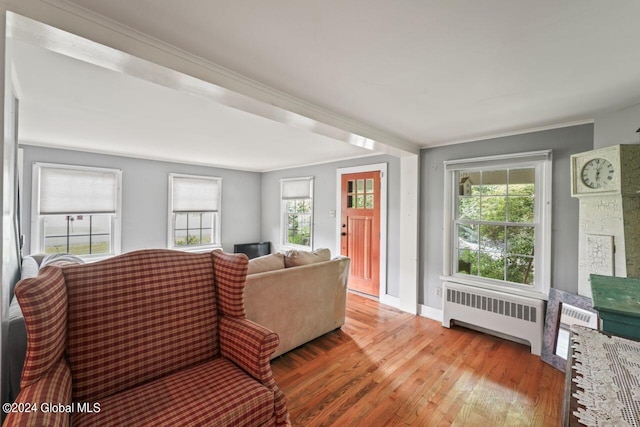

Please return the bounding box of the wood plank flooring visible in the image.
[271,292,564,426]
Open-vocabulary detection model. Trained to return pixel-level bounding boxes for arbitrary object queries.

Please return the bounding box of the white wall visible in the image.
[594,102,640,149]
[20,145,263,254]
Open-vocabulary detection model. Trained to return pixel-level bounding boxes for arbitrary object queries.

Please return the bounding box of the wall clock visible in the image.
[580,158,614,189]
[570,144,640,297]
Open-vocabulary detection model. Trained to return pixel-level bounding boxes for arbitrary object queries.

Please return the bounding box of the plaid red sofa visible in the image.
[5,249,290,427]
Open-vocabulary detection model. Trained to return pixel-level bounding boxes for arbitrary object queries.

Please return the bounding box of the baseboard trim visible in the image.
[419,304,443,323]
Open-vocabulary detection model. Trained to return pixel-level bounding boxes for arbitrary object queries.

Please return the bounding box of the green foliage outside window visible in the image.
[456,169,536,286]
[285,199,312,247]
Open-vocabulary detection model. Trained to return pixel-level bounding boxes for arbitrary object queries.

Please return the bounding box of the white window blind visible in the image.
[39,166,119,215]
[281,177,313,200]
[172,176,220,212]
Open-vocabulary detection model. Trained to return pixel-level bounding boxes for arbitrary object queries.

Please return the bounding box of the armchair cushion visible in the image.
[72,358,275,427]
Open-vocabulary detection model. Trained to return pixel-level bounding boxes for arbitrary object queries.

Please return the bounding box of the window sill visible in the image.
[439,274,549,301]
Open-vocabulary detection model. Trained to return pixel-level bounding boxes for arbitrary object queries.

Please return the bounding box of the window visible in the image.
[31,163,122,259]
[168,174,221,250]
[281,177,314,249]
[443,151,552,297]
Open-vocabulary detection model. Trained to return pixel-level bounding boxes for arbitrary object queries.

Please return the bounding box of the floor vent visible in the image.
[442,282,545,355]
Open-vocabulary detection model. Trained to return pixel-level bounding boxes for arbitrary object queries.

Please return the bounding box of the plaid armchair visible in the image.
[6,250,289,426]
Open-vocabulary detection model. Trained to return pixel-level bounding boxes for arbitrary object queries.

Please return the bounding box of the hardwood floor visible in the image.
[271,292,564,426]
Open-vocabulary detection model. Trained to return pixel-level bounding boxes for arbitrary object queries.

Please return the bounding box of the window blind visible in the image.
[39,166,119,215]
[281,177,313,200]
[172,176,220,212]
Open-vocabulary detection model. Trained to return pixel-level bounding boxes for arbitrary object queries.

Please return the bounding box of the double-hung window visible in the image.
[443,151,552,297]
[168,174,221,250]
[280,177,314,250]
[31,163,122,259]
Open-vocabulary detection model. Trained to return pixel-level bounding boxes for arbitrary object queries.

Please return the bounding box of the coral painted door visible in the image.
[340,172,380,297]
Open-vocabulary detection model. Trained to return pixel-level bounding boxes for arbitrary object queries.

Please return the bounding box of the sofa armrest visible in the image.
[219,316,279,382]
[4,358,72,427]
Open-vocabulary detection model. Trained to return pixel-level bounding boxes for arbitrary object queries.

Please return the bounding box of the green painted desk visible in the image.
[590,274,640,340]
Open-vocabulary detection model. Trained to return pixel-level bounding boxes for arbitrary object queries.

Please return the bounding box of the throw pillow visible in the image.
[247,253,286,275]
[284,248,331,268]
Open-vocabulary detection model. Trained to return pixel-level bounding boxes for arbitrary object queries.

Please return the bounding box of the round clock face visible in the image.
[581,158,615,189]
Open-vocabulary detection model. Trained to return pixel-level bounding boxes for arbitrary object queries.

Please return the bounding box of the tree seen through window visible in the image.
[456,168,536,285]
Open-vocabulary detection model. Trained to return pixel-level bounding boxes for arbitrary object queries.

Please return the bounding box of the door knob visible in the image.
[341,232,347,236]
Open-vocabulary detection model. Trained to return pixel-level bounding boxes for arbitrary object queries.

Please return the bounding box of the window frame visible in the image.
[31,162,122,261]
[280,177,314,251]
[167,173,222,252]
[442,150,552,298]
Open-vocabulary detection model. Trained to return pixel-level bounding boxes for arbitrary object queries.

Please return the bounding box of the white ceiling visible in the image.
[11,1,640,171]
[12,39,376,172]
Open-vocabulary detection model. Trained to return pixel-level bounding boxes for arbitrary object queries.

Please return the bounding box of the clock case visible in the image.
[571,144,640,197]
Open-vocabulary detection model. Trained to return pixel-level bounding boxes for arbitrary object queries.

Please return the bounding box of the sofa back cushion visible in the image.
[283,248,331,268]
[247,253,285,275]
[63,250,218,402]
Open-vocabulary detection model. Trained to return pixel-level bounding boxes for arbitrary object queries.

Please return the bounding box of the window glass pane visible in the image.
[458,249,478,275]
[200,228,214,245]
[347,180,354,193]
[468,172,482,196]
[90,215,111,234]
[366,179,374,193]
[175,213,188,229]
[481,196,507,222]
[347,195,354,208]
[365,195,374,209]
[188,213,202,228]
[509,169,535,195]
[201,212,213,227]
[287,213,311,246]
[174,229,188,246]
[44,235,68,255]
[91,234,111,254]
[481,170,507,195]
[507,256,534,285]
[68,235,91,256]
[458,197,480,220]
[480,225,505,253]
[508,196,534,223]
[357,179,364,193]
[43,215,68,237]
[506,226,535,256]
[68,215,90,236]
[458,171,481,196]
[479,252,505,281]
[356,195,364,208]
[457,224,479,250]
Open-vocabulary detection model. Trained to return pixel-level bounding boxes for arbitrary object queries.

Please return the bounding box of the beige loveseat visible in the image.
[244,249,350,358]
